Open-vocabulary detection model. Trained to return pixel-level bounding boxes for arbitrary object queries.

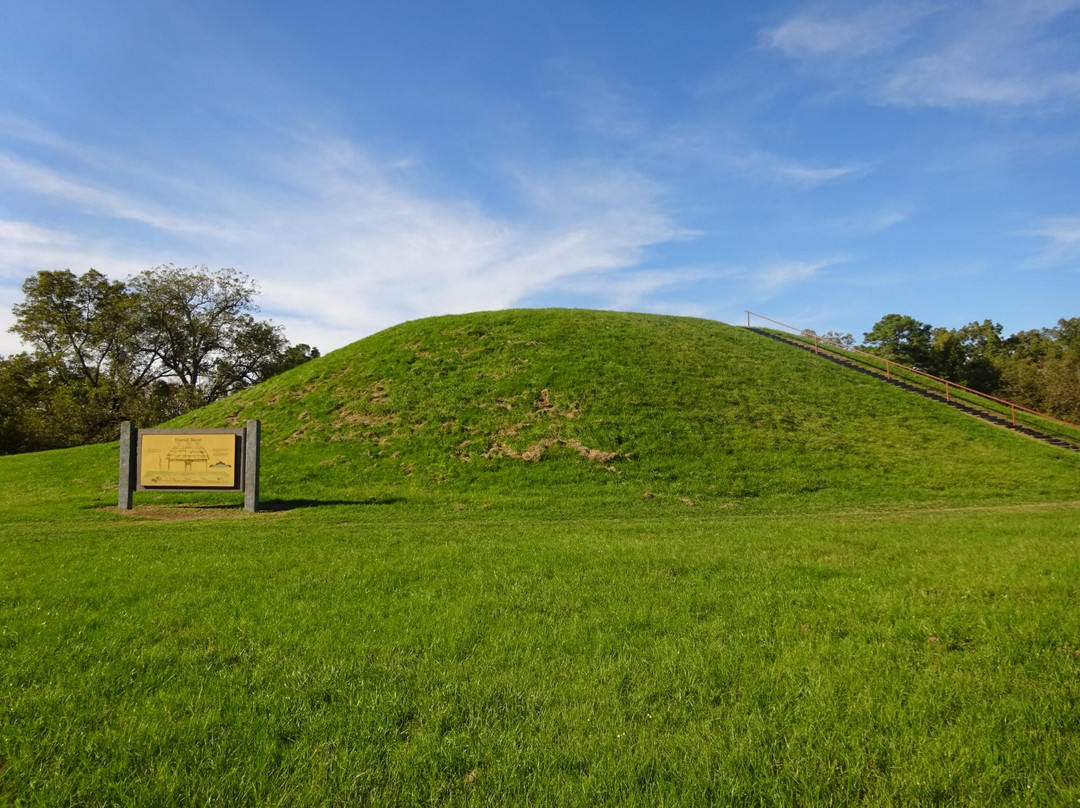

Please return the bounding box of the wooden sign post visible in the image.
[118,420,261,512]
[244,419,260,513]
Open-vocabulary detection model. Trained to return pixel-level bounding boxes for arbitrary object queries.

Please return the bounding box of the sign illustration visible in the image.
[139,432,238,488]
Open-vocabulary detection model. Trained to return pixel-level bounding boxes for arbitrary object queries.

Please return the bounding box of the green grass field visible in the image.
[3,310,1079,805]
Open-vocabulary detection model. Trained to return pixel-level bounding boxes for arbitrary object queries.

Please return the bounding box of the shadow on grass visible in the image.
[259,497,404,511]
[95,496,404,516]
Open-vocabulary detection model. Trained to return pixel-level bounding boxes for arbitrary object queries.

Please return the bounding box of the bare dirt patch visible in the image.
[532,388,578,418]
[483,438,618,464]
[283,427,309,445]
[114,504,278,521]
[491,389,582,439]
[481,388,603,462]
[364,379,391,404]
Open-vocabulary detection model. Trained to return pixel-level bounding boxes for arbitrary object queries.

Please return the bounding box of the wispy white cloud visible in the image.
[0,153,237,240]
[754,303,848,333]
[0,218,160,353]
[0,219,155,279]
[754,258,842,292]
[824,208,909,235]
[0,219,68,247]
[670,258,856,322]
[763,0,1080,110]
[0,114,227,215]
[546,66,651,142]
[1027,214,1080,265]
[743,150,859,184]
[549,64,859,188]
[763,1,933,59]
[555,267,724,311]
[655,125,863,187]
[0,122,695,354]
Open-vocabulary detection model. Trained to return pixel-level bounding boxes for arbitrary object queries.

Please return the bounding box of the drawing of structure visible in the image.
[166,438,209,472]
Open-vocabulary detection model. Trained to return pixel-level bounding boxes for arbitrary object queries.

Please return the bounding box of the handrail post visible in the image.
[945,381,950,402]
[885,360,890,380]
[1011,404,1016,426]
[746,311,750,327]
[814,336,819,354]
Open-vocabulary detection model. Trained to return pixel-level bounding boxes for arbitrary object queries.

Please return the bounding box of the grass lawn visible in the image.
[3,501,1079,806]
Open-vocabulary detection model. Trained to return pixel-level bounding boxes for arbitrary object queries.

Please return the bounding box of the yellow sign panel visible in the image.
[139,433,238,488]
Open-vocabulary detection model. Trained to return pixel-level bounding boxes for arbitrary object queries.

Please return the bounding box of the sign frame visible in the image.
[118,420,261,512]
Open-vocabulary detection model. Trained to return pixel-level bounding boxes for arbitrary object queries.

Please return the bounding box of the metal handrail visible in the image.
[745,310,1080,435]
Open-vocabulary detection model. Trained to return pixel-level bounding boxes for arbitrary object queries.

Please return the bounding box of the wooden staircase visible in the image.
[749,327,1080,454]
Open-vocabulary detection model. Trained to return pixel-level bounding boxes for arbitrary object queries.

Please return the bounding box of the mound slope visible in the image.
[145,308,1077,511]
[2,308,1077,517]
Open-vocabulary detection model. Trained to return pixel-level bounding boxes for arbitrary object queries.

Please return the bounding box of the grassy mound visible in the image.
[3,308,1079,519]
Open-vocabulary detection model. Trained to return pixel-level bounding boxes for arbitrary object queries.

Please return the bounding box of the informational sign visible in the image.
[139,432,239,489]
[118,422,261,512]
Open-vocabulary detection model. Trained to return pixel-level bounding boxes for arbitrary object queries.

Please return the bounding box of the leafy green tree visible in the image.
[129,265,314,407]
[821,330,855,348]
[955,320,1004,391]
[1038,354,1080,422]
[12,269,144,387]
[251,340,321,383]
[931,320,1003,390]
[997,319,1080,422]
[9,269,168,446]
[1006,328,1055,362]
[1049,317,1080,354]
[998,328,1053,409]
[5,265,319,453]
[0,352,54,453]
[863,314,934,369]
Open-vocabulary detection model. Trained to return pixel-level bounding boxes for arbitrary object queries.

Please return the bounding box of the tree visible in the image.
[6,265,318,453]
[0,352,55,453]
[12,269,145,387]
[1005,328,1056,362]
[931,319,1003,390]
[1049,317,1080,354]
[9,269,170,445]
[862,314,934,369]
[998,318,1080,422]
[250,340,321,384]
[129,265,317,408]
[1037,354,1080,422]
[953,319,1003,390]
[820,330,855,348]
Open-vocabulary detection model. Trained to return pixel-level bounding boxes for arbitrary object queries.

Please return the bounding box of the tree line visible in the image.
[816,313,1080,423]
[0,266,319,454]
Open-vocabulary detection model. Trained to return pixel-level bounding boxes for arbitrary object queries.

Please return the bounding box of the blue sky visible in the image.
[1,0,1078,355]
